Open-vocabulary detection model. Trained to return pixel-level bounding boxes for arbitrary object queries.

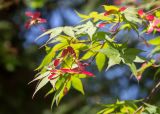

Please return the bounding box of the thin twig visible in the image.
[146,6,160,14]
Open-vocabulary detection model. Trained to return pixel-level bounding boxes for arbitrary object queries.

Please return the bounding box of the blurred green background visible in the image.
[0,0,160,114]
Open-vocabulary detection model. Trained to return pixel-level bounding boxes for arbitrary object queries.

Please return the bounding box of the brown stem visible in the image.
[146,6,160,14]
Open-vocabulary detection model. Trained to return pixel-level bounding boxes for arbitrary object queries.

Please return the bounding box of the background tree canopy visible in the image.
[0,0,160,114]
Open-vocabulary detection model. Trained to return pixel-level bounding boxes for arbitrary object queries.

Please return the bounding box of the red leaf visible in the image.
[37,18,47,23]
[61,49,68,57]
[98,23,106,28]
[60,68,78,73]
[48,73,56,79]
[24,20,31,29]
[25,11,40,18]
[67,46,76,57]
[50,69,57,73]
[81,71,94,77]
[138,9,144,17]
[32,12,41,19]
[119,7,127,12]
[104,10,116,16]
[54,59,60,67]
[67,46,74,54]
[146,14,154,21]
[25,11,46,29]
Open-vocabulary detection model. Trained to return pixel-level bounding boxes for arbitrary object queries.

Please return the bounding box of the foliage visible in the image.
[27,3,160,113]
[98,100,160,114]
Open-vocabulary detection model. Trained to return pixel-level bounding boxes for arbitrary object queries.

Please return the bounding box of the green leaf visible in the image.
[45,89,54,97]
[29,71,50,84]
[63,26,75,38]
[36,27,63,41]
[71,77,84,95]
[134,56,145,63]
[48,27,63,42]
[127,63,137,76]
[36,43,67,70]
[123,8,142,24]
[35,49,55,70]
[100,46,121,69]
[148,36,160,45]
[32,76,49,98]
[97,108,115,114]
[149,46,160,56]
[155,11,160,18]
[96,53,106,71]
[50,77,59,89]
[75,11,90,20]
[93,32,106,41]
[121,48,143,64]
[81,51,94,60]
[86,21,97,38]
[51,81,65,108]
[144,103,157,113]
[103,5,119,11]
[74,21,96,39]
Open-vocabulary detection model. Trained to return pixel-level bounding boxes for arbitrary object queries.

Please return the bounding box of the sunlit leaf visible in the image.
[148,36,160,45]
[63,26,75,38]
[29,71,50,84]
[32,76,49,98]
[96,52,106,71]
[71,76,84,95]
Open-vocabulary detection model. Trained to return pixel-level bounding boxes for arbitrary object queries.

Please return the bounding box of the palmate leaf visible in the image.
[148,36,160,45]
[143,103,160,114]
[57,80,71,105]
[74,21,97,39]
[103,5,119,11]
[121,48,143,64]
[32,76,49,98]
[100,46,121,69]
[36,43,67,70]
[36,26,76,45]
[123,7,142,24]
[51,82,65,108]
[97,108,114,114]
[149,46,160,56]
[45,88,54,97]
[98,100,139,114]
[29,71,50,84]
[51,77,67,107]
[120,48,143,77]
[81,51,94,60]
[63,26,75,38]
[71,76,84,95]
[134,56,145,63]
[50,77,59,89]
[96,52,106,71]
[36,27,63,41]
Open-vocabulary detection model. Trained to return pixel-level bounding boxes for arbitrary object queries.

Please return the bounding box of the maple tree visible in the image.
[26,4,160,114]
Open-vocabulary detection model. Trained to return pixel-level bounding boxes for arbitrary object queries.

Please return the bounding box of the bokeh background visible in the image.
[0,0,160,114]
